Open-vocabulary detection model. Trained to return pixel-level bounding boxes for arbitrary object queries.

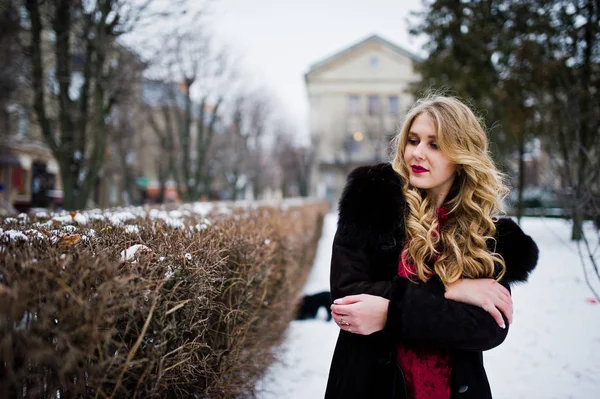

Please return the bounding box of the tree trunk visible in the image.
[194,97,222,199]
[231,177,238,201]
[179,81,193,201]
[158,161,167,204]
[59,159,76,210]
[571,0,595,241]
[516,127,526,224]
[25,0,119,211]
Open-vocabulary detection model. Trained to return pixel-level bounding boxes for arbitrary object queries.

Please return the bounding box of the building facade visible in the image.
[305,34,421,209]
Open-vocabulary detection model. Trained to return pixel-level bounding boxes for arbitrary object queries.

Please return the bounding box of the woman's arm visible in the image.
[384,278,511,351]
[331,278,512,351]
[445,278,513,326]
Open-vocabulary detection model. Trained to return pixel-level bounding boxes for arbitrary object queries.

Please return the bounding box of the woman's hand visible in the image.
[444,278,512,328]
[330,294,390,335]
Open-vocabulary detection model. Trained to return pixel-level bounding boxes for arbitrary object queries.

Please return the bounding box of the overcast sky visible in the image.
[207,0,427,137]
[127,0,427,141]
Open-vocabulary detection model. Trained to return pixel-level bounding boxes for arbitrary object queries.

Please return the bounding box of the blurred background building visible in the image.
[305,34,420,208]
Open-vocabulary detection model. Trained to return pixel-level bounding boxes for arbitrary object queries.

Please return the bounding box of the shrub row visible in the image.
[0,200,328,398]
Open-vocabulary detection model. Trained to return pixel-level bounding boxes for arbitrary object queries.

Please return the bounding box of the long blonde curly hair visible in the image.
[391,95,509,285]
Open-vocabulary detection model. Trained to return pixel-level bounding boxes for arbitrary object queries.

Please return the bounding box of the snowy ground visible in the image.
[257,215,600,399]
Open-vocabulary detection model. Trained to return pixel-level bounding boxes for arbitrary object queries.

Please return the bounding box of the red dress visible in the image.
[396,208,452,399]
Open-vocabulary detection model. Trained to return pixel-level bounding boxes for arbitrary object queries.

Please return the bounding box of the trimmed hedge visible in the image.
[0,200,328,398]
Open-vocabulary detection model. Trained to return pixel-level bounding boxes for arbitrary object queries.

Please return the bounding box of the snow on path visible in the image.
[258,216,600,399]
[256,213,339,399]
[486,217,600,399]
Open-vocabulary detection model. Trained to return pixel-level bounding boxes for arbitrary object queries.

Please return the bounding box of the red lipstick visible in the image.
[411,165,428,173]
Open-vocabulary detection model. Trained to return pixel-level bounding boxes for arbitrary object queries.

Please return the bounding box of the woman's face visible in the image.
[403,112,457,207]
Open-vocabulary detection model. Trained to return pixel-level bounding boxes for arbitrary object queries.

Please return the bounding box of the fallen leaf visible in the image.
[60,234,82,247]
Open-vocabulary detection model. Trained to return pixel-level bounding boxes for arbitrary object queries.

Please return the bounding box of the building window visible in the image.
[347,95,360,115]
[368,96,381,115]
[369,56,379,68]
[344,133,362,154]
[388,96,399,114]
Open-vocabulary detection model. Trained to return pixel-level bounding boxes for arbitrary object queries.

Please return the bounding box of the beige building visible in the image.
[1,26,64,213]
[305,34,421,208]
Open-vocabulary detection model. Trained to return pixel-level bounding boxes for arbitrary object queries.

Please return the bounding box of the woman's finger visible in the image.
[333,294,363,305]
[498,291,512,305]
[495,299,513,325]
[496,292,512,310]
[330,305,350,316]
[500,302,513,325]
[486,305,506,329]
[331,308,347,316]
[333,313,354,328]
[498,284,511,298]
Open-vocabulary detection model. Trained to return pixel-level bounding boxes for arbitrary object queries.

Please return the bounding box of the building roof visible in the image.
[305,34,422,80]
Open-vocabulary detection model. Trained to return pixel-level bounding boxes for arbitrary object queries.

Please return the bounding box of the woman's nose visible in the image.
[413,144,425,160]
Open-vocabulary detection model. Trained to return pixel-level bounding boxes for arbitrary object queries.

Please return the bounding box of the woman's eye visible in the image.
[430,143,439,149]
[408,139,418,145]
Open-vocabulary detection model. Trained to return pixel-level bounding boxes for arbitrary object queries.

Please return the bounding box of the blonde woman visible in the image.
[325,96,539,399]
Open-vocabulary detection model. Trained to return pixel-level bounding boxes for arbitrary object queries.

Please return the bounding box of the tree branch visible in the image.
[25,0,58,153]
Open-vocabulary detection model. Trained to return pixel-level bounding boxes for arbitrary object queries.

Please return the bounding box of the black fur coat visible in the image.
[325,163,539,399]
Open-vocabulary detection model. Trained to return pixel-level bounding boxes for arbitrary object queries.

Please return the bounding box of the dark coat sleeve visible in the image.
[383,278,510,351]
[331,163,408,301]
[330,231,394,301]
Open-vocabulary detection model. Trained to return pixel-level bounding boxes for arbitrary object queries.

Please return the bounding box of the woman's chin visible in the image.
[409,176,428,190]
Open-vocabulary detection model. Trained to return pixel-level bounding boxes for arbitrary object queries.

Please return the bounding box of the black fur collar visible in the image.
[337,163,539,284]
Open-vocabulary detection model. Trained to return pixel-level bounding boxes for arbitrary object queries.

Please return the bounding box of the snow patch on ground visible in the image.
[124,225,140,234]
[120,244,151,262]
[2,230,29,242]
[107,211,137,225]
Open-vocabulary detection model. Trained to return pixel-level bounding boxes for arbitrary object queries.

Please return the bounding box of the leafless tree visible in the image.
[274,123,315,198]
[144,80,180,203]
[529,0,600,298]
[217,89,271,200]
[145,25,232,202]
[106,46,146,206]
[23,0,186,210]
[216,106,313,201]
